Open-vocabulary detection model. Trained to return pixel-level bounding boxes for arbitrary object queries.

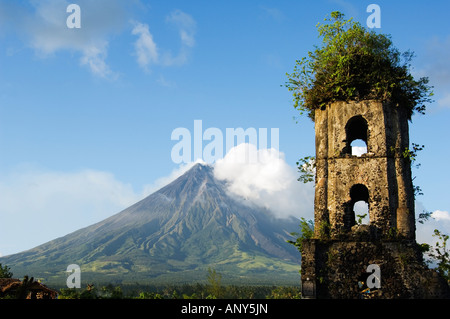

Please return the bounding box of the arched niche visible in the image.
[345,115,368,156]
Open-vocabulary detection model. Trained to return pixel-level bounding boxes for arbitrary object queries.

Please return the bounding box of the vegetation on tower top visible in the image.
[284,11,433,121]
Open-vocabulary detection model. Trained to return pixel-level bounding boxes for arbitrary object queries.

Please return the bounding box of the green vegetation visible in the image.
[296,156,315,184]
[0,263,13,278]
[57,282,302,299]
[416,213,450,283]
[206,267,224,298]
[287,11,433,186]
[287,11,432,217]
[420,228,450,282]
[287,218,314,254]
[59,284,123,299]
[356,214,368,225]
[431,230,450,281]
[1,265,302,299]
[55,267,302,299]
[285,11,433,121]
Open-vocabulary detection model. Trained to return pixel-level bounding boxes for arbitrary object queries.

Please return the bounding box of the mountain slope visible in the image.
[0,164,301,286]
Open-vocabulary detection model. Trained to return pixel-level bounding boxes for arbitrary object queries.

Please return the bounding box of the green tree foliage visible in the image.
[57,282,302,299]
[0,263,13,278]
[287,218,314,253]
[266,286,301,299]
[206,267,224,299]
[428,230,450,282]
[285,11,433,121]
[100,284,123,299]
[296,156,315,184]
[59,284,97,299]
[416,213,450,283]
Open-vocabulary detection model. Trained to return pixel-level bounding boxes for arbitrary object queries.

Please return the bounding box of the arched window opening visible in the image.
[351,139,368,157]
[350,184,370,226]
[344,184,370,231]
[345,116,368,155]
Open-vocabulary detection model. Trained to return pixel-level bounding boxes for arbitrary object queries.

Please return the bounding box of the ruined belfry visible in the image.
[314,100,415,240]
[301,100,450,299]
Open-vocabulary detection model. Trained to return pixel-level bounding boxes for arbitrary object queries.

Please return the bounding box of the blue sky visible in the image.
[1,0,450,256]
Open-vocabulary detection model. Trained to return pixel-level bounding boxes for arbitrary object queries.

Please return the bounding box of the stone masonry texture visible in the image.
[301,100,450,299]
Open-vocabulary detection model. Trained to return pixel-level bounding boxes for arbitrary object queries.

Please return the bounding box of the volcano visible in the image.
[0,164,301,286]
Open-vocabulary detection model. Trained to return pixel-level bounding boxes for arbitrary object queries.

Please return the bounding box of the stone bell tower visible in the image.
[301,100,450,299]
[313,100,415,240]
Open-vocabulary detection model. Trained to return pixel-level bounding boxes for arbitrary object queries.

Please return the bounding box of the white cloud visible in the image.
[162,10,196,66]
[131,9,196,70]
[0,166,143,256]
[2,2,196,76]
[79,42,116,79]
[213,143,314,219]
[0,168,140,218]
[432,210,450,221]
[352,146,367,157]
[131,21,159,71]
[1,0,129,78]
[165,9,196,48]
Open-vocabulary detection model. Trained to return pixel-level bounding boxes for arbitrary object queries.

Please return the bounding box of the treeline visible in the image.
[58,267,301,299]
[58,283,301,299]
[1,264,302,299]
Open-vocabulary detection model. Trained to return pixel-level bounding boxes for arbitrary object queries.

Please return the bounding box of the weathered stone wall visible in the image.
[302,99,448,299]
[314,100,415,240]
[301,239,450,299]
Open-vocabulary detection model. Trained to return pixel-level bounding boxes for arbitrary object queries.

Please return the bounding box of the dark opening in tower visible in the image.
[345,115,368,156]
[343,184,370,230]
[350,184,370,226]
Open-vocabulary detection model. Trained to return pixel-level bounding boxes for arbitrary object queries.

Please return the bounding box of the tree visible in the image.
[287,218,315,254]
[284,11,433,121]
[15,275,34,299]
[0,263,13,278]
[425,229,450,282]
[206,267,224,299]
